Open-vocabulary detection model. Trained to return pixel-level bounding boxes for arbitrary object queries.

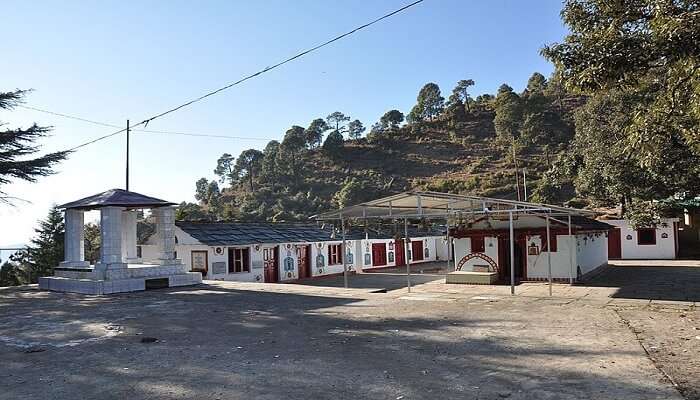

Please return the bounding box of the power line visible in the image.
[63,0,425,151]
[134,130,273,141]
[19,104,276,142]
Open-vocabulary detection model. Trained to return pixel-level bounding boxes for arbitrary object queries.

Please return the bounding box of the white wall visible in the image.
[606,219,677,259]
[435,237,449,261]
[525,234,577,280]
[576,233,608,276]
[309,240,358,277]
[452,237,499,272]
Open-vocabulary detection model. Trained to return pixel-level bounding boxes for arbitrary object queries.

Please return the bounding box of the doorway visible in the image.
[372,243,387,266]
[411,240,424,261]
[263,246,279,283]
[190,250,208,278]
[499,237,525,283]
[608,228,622,259]
[296,245,311,279]
[395,240,406,266]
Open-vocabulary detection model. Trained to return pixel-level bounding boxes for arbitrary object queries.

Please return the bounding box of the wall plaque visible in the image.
[212,262,226,275]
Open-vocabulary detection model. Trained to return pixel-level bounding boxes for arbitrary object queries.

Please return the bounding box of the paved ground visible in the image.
[0,260,698,399]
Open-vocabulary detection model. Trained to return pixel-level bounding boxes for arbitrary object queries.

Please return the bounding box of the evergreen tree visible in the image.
[346,120,365,141]
[260,140,280,184]
[234,149,264,191]
[84,222,101,264]
[305,118,329,149]
[326,112,351,136]
[322,130,345,158]
[214,153,235,185]
[412,83,445,121]
[0,90,68,202]
[14,206,65,283]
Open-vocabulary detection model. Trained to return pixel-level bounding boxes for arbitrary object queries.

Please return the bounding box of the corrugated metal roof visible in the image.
[60,189,176,210]
[176,221,444,246]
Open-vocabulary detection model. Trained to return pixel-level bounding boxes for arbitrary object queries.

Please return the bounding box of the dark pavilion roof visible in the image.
[59,189,176,210]
[564,216,615,231]
[175,221,444,246]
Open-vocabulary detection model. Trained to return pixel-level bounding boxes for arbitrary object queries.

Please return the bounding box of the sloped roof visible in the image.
[564,216,615,231]
[59,189,176,210]
[313,191,598,220]
[176,221,444,246]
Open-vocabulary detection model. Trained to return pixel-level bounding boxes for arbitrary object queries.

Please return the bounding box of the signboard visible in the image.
[212,262,226,275]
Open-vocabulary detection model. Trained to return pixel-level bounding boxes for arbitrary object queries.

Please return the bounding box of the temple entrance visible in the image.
[499,237,525,284]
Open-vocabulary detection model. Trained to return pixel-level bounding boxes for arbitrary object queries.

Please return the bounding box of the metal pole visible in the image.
[445,216,451,274]
[546,213,552,296]
[509,211,515,295]
[522,168,528,201]
[404,218,411,293]
[568,214,573,285]
[341,215,348,289]
[126,119,130,191]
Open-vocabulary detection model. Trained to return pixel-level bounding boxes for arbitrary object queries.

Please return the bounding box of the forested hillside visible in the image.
[180,72,585,222]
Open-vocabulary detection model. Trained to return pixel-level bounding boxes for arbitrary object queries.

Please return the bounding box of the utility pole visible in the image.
[512,136,521,201]
[126,119,130,191]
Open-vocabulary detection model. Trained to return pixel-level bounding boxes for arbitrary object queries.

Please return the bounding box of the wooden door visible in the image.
[395,240,405,266]
[608,228,622,259]
[371,243,387,266]
[296,245,311,279]
[191,250,208,278]
[263,247,279,283]
[411,240,424,261]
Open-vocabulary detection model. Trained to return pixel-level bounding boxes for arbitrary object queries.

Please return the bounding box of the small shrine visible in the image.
[39,189,201,294]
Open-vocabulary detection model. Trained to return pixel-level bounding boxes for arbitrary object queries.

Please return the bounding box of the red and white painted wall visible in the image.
[605,218,679,260]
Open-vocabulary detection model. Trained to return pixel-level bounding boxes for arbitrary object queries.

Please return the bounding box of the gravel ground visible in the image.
[0,277,689,400]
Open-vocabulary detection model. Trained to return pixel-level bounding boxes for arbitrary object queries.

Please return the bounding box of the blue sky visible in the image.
[0,0,567,246]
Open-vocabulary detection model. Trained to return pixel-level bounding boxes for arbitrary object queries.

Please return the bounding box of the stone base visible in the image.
[446,271,499,285]
[39,263,202,295]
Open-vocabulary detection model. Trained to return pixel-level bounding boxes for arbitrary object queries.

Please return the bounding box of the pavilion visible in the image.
[313,191,611,295]
[39,189,201,294]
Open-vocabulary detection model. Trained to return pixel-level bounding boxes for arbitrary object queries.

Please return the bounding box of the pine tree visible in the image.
[25,206,65,282]
[0,90,68,202]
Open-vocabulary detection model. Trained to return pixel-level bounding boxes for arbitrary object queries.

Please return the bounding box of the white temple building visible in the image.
[39,189,202,294]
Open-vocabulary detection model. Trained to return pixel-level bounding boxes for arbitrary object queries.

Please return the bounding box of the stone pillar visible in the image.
[121,210,138,262]
[154,206,177,264]
[99,206,125,266]
[60,209,89,268]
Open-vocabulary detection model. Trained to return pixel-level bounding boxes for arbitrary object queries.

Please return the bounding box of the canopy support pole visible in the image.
[341,215,348,289]
[568,214,574,285]
[405,218,411,293]
[546,213,552,296]
[509,211,515,295]
[445,216,451,274]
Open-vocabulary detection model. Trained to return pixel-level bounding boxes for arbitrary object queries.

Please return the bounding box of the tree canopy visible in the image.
[0,90,68,202]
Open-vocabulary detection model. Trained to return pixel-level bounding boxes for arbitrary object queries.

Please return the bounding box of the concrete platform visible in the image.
[446,270,499,284]
[39,263,202,295]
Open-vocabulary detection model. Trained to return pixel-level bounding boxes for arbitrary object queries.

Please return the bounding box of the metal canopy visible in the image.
[312,191,597,221]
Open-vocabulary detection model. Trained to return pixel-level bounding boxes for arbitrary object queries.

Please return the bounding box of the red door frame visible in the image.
[411,240,424,261]
[372,243,387,266]
[395,240,405,266]
[296,245,311,279]
[608,228,622,259]
[263,246,279,283]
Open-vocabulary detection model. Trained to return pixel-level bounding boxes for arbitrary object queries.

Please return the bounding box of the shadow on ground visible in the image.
[584,264,700,302]
[0,283,681,399]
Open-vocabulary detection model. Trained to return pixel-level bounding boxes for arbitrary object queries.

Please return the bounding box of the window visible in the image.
[136,246,142,258]
[541,234,558,252]
[228,248,250,273]
[637,228,656,245]
[328,244,343,265]
[471,236,485,253]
